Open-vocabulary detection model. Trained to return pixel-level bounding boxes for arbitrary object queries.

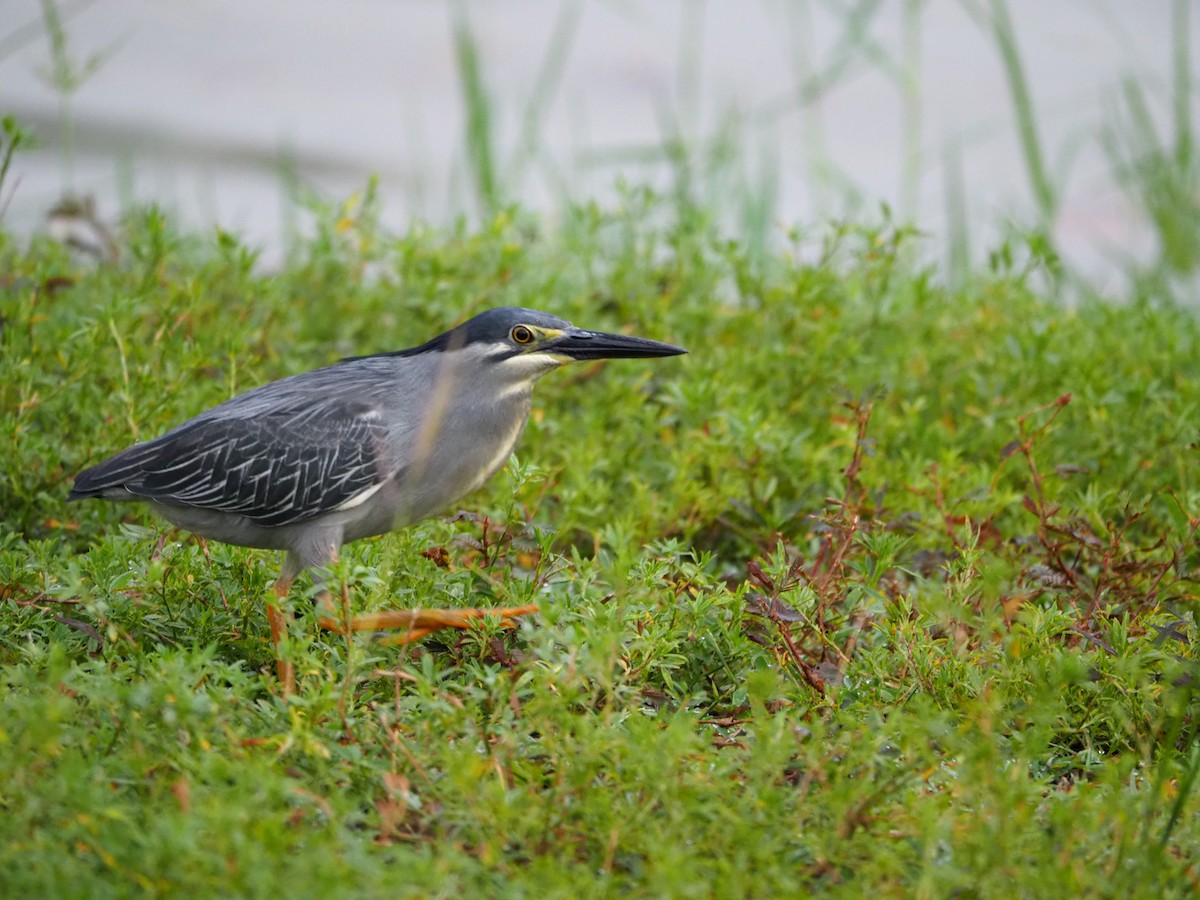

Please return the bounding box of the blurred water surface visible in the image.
[0,0,1183,281]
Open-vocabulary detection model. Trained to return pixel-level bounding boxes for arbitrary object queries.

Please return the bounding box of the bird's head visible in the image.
[435,307,687,384]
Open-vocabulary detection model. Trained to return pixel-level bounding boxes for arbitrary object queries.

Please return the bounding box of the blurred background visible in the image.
[0,0,1193,288]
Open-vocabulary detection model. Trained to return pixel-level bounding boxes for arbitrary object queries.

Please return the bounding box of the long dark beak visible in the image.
[552,327,687,361]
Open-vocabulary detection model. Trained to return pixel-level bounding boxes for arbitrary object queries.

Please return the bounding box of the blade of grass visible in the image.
[506,0,584,191]
[899,0,925,220]
[960,0,1057,224]
[1170,0,1192,170]
[943,135,970,286]
[452,3,501,217]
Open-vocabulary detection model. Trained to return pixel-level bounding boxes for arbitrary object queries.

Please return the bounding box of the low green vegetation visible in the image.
[2,194,1198,896]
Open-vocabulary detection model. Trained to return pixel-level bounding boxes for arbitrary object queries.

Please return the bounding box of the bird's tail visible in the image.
[68,442,161,501]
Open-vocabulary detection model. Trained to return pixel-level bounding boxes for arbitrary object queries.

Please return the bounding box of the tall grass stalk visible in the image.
[1101,0,1199,284]
[451,5,500,217]
[778,0,887,216]
[943,136,970,286]
[899,0,925,220]
[784,1,830,212]
[1170,0,1192,171]
[35,0,117,191]
[961,0,1057,226]
[0,116,30,221]
[505,0,583,194]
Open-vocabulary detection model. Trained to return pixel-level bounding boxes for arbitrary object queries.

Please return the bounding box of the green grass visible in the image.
[2,194,1199,896]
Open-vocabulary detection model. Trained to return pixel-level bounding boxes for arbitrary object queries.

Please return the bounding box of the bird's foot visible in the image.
[266,597,297,696]
[317,604,539,645]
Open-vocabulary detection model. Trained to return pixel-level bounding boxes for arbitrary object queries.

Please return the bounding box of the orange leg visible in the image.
[311,546,537,644]
[267,576,296,696]
[317,603,540,645]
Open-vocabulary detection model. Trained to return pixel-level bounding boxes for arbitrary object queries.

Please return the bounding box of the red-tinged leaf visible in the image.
[744,592,805,623]
[52,615,102,644]
[1066,525,1104,548]
[701,716,751,728]
[1055,464,1090,477]
[712,735,748,749]
[42,275,77,294]
[420,546,450,568]
[172,779,191,813]
[1023,564,1070,588]
[746,561,774,591]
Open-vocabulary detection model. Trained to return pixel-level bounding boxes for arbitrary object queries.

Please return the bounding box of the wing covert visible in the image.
[97,398,393,527]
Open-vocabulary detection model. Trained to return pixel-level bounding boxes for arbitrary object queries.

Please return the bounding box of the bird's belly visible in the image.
[383,410,528,531]
[151,502,293,550]
[338,478,408,543]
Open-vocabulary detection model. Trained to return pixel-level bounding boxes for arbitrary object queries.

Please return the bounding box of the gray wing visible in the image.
[70,397,394,528]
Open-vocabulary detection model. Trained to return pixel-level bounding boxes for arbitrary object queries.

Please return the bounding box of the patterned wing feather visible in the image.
[72,398,392,527]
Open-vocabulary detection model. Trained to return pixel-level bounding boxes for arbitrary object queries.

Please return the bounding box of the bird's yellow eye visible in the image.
[511,325,534,345]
